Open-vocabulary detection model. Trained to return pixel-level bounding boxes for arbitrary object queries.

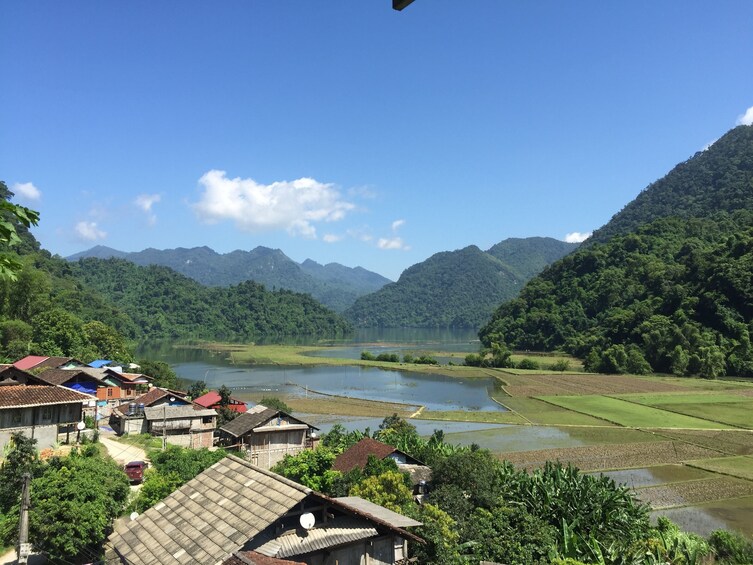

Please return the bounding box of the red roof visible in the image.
[332,437,401,473]
[13,355,50,370]
[193,391,247,412]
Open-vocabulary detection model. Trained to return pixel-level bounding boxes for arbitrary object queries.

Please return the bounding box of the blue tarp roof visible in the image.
[89,360,113,368]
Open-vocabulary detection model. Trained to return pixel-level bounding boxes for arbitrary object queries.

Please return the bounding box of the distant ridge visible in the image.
[344,237,578,329]
[67,245,391,313]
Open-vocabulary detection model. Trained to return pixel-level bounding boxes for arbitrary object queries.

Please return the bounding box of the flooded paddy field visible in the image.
[652,496,753,538]
[594,465,714,489]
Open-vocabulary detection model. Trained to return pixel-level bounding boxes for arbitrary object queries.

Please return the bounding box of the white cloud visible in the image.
[347,228,373,242]
[564,231,592,243]
[193,170,354,239]
[135,193,161,212]
[377,237,410,251]
[135,194,161,225]
[701,139,718,151]
[75,221,107,241]
[391,219,405,232]
[12,182,41,201]
[323,234,342,243]
[736,105,753,126]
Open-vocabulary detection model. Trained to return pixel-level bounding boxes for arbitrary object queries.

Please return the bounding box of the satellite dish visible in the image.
[299,512,315,530]
[130,512,139,521]
[76,421,86,431]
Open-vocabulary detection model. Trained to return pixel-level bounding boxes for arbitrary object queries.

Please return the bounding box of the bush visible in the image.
[549,360,571,371]
[360,351,375,361]
[517,358,540,370]
[709,529,753,564]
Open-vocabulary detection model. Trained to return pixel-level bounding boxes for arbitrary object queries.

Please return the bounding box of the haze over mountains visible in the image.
[68,246,392,313]
[69,238,578,327]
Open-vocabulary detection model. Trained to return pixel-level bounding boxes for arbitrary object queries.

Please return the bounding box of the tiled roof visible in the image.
[219,406,278,437]
[224,551,305,565]
[35,369,100,386]
[0,385,93,409]
[105,456,422,565]
[105,456,312,565]
[332,437,400,473]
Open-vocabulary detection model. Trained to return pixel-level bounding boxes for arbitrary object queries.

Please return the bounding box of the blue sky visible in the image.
[2,2,752,281]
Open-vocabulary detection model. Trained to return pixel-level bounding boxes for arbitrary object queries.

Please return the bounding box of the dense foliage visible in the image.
[588,125,753,245]
[346,238,577,329]
[69,257,352,340]
[68,245,391,313]
[480,213,753,377]
[0,436,129,562]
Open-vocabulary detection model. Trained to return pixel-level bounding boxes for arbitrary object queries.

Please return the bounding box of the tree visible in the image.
[260,396,292,413]
[349,470,413,513]
[0,433,41,513]
[28,450,129,561]
[83,320,133,362]
[187,380,208,400]
[138,359,179,389]
[271,447,339,493]
[0,184,40,281]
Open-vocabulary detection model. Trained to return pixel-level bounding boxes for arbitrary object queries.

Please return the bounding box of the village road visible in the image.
[99,435,148,465]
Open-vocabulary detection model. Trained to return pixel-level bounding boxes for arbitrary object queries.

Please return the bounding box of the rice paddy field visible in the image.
[186,341,753,538]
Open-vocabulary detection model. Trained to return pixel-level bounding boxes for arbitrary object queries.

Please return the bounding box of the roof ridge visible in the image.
[226,455,312,494]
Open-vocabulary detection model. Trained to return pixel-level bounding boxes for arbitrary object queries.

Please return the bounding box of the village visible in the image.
[0,355,431,565]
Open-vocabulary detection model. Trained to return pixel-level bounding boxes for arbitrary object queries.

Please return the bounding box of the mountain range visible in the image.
[345,238,579,328]
[67,245,391,313]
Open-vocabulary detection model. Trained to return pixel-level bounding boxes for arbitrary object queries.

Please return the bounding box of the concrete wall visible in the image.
[0,424,59,453]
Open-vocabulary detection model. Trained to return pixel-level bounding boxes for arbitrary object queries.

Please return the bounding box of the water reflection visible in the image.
[171,362,505,412]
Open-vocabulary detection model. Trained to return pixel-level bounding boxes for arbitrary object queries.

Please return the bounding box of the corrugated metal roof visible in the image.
[144,405,216,420]
[13,355,49,370]
[251,516,378,558]
[105,456,312,565]
[335,497,423,528]
[220,408,317,438]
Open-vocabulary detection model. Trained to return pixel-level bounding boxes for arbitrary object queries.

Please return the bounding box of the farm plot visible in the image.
[656,429,753,456]
[498,396,615,426]
[636,477,753,509]
[540,395,733,429]
[686,456,753,481]
[650,402,753,429]
[617,392,753,406]
[502,373,690,397]
[501,440,720,472]
[594,465,714,489]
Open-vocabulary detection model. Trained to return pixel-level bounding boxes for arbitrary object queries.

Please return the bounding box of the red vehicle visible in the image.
[124,461,148,483]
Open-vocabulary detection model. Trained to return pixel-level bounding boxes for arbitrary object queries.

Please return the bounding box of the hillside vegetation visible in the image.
[68,245,390,312]
[481,125,753,377]
[0,183,351,362]
[346,238,578,329]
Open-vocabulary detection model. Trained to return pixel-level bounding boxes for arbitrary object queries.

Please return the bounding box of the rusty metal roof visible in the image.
[0,385,93,409]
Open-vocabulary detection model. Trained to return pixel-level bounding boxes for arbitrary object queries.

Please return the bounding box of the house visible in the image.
[333,438,432,497]
[13,355,86,371]
[110,387,217,448]
[104,455,422,565]
[34,367,144,419]
[219,405,319,469]
[0,365,95,452]
[193,390,248,413]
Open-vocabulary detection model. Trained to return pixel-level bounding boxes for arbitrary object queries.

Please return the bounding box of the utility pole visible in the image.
[17,472,31,564]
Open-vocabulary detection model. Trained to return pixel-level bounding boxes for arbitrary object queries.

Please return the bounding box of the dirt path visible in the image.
[99,435,148,465]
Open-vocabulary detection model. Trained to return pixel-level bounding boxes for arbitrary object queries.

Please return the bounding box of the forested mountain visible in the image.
[480,125,753,377]
[0,183,351,362]
[588,125,753,245]
[345,238,577,328]
[68,245,391,312]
